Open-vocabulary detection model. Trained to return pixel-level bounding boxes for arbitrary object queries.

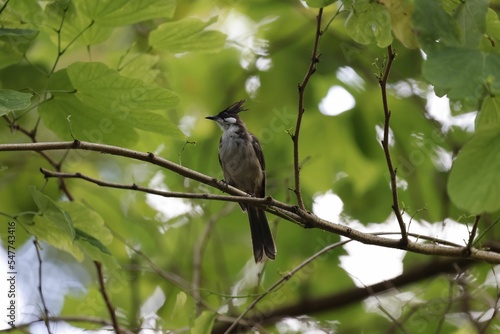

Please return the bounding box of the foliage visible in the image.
[0,0,500,333]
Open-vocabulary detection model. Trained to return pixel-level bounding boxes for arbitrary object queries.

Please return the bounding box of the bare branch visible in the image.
[3,116,74,200]
[214,258,474,333]
[33,240,52,334]
[111,230,222,315]
[94,261,121,334]
[0,316,135,334]
[193,203,234,315]
[466,215,481,254]
[293,8,324,210]
[39,168,303,224]
[2,141,500,263]
[378,45,408,246]
[223,239,351,333]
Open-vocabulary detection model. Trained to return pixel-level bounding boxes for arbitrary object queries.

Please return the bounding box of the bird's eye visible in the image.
[224,117,237,124]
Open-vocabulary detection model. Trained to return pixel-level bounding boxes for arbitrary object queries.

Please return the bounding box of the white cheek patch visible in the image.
[224,117,237,124]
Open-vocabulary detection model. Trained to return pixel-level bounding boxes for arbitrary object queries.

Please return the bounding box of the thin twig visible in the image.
[213,258,473,334]
[39,167,304,225]
[0,316,135,334]
[478,267,500,334]
[223,239,351,333]
[193,203,234,315]
[322,3,345,32]
[33,240,52,334]
[3,115,74,200]
[1,141,500,263]
[377,305,410,334]
[40,167,466,251]
[353,274,410,334]
[94,261,121,334]
[435,278,456,334]
[293,7,324,210]
[466,215,481,254]
[378,45,408,246]
[48,4,95,75]
[111,230,216,310]
[0,0,10,15]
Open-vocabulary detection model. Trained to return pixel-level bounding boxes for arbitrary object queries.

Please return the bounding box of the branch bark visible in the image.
[293,8,324,211]
[33,240,52,334]
[95,261,121,334]
[378,45,408,246]
[213,258,475,333]
[2,141,500,263]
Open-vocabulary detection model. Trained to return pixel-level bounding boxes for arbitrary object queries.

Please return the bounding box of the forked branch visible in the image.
[293,8,324,210]
[1,141,500,263]
[378,45,408,246]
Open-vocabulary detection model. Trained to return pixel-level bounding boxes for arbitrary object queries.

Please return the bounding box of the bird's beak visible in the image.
[205,115,217,121]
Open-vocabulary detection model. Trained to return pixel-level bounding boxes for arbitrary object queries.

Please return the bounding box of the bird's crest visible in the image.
[223,100,247,115]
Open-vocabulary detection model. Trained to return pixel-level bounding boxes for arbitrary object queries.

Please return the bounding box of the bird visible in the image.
[206,100,276,262]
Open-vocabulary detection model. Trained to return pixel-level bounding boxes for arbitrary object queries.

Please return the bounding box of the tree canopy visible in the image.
[1,0,500,333]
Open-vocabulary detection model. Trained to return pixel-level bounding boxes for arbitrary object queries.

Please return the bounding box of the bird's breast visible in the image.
[219,131,263,194]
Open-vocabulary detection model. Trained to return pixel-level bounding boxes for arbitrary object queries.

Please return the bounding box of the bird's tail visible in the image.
[248,206,276,262]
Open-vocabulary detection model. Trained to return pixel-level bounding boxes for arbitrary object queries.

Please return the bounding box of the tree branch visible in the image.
[3,115,74,200]
[2,141,500,263]
[213,258,474,333]
[0,316,135,334]
[466,215,481,254]
[33,240,52,334]
[293,7,324,211]
[222,239,350,333]
[193,203,234,315]
[94,261,121,334]
[39,168,304,225]
[378,45,408,246]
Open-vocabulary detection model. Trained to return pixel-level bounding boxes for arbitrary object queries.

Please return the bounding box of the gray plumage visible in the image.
[206,100,276,262]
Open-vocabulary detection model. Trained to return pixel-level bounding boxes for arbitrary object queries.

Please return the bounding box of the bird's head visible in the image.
[205,100,247,131]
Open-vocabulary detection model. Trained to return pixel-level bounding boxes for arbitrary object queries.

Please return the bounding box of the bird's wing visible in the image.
[251,133,266,198]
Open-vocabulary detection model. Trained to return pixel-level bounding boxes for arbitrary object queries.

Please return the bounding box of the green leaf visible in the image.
[0,28,39,38]
[27,188,79,259]
[422,48,500,104]
[453,0,488,48]
[58,201,113,245]
[30,188,75,240]
[76,0,176,26]
[172,291,188,320]
[484,9,500,51]
[380,0,418,48]
[0,89,32,116]
[65,62,183,139]
[447,128,500,214]
[39,94,140,146]
[192,311,216,334]
[75,229,111,255]
[67,62,179,111]
[29,215,84,261]
[118,52,161,84]
[58,201,119,272]
[44,1,112,46]
[413,0,460,50]
[150,17,227,54]
[476,95,500,131]
[75,228,120,273]
[0,28,39,69]
[305,0,337,8]
[344,0,393,48]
